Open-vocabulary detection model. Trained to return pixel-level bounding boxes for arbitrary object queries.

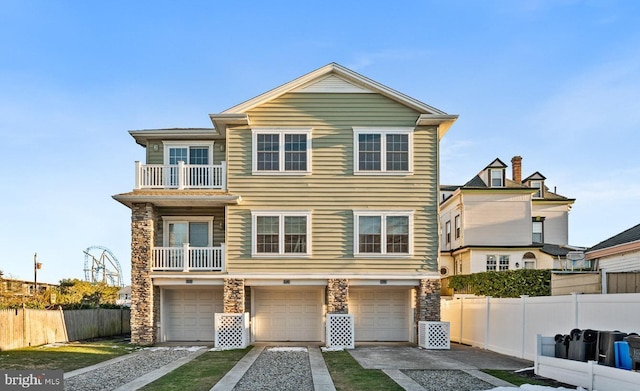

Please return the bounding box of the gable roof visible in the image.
[523,171,547,182]
[443,156,575,203]
[484,158,508,170]
[210,63,458,139]
[587,223,640,252]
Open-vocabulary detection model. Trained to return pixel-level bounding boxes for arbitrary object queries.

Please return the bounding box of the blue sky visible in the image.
[1,1,639,285]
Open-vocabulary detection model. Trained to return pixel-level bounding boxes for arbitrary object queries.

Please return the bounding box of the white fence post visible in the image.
[182,243,190,272]
[521,295,528,359]
[485,296,491,350]
[134,161,141,189]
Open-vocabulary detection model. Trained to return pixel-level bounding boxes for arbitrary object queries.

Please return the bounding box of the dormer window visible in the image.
[531,180,543,198]
[490,169,504,187]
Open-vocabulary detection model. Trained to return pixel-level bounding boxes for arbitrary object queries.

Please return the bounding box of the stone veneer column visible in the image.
[416,279,441,321]
[130,203,156,345]
[327,278,349,314]
[224,278,245,313]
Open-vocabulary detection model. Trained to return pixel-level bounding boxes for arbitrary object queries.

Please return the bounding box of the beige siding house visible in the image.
[114,63,457,345]
[586,223,640,272]
[439,156,577,277]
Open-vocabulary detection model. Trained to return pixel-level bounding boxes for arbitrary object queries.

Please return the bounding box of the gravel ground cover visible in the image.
[402,369,495,391]
[64,346,203,391]
[233,347,314,391]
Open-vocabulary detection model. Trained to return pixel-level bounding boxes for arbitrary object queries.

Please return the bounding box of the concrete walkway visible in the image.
[211,344,336,391]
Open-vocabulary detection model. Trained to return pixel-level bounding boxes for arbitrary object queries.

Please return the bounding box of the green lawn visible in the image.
[139,347,251,391]
[323,350,403,391]
[0,339,135,372]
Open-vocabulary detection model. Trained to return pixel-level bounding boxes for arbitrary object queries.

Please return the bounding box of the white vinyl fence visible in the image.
[441,293,640,361]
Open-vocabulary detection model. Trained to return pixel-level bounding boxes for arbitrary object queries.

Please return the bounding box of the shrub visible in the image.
[448,269,551,297]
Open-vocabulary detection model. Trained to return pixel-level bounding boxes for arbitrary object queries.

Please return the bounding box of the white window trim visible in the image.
[353,210,414,257]
[486,254,510,271]
[251,128,312,175]
[161,216,214,247]
[162,141,214,165]
[251,210,312,257]
[353,127,414,175]
[531,180,543,198]
[489,168,504,188]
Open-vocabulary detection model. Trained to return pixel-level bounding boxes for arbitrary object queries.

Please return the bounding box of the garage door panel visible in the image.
[254,288,322,341]
[164,288,223,341]
[350,288,410,342]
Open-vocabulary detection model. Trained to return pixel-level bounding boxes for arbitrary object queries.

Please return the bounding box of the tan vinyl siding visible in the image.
[145,141,225,165]
[225,92,439,274]
[147,141,163,164]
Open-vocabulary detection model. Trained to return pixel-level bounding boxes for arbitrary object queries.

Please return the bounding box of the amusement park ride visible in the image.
[82,246,124,287]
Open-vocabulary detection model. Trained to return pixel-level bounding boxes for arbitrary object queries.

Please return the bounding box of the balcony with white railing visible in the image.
[135,161,227,190]
[152,244,225,272]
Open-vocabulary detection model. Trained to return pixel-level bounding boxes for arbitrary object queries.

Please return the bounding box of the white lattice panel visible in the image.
[418,321,450,349]
[326,314,355,349]
[215,313,249,349]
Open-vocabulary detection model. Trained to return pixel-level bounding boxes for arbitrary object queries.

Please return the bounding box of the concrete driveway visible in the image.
[348,343,533,370]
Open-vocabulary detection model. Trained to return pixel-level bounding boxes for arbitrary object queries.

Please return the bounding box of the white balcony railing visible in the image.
[152,244,225,272]
[135,161,226,190]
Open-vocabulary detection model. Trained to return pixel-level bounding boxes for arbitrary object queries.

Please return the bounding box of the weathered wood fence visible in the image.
[0,308,130,351]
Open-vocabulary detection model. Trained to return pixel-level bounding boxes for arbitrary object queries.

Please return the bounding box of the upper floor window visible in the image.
[252,211,311,256]
[489,169,504,187]
[530,180,543,198]
[532,219,544,243]
[354,211,413,256]
[445,220,451,244]
[252,129,312,174]
[454,215,461,239]
[353,128,413,174]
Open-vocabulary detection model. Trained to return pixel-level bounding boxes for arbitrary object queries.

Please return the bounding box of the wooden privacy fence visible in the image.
[441,293,640,361]
[0,308,130,351]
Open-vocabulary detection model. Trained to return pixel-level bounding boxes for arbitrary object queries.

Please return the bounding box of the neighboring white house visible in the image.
[440,156,579,277]
[116,285,131,307]
[585,223,640,272]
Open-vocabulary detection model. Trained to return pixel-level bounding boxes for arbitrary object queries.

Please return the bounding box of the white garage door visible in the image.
[253,287,323,341]
[350,287,410,341]
[164,288,223,341]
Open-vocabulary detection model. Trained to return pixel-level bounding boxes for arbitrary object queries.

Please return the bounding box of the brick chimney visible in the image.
[511,156,522,183]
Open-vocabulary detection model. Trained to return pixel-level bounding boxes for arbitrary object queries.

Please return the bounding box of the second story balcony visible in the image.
[152,244,225,272]
[135,161,227,190]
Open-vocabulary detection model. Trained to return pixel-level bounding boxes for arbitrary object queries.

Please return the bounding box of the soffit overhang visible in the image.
[112,191,241,208]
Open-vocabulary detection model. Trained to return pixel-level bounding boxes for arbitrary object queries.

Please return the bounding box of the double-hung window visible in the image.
[252,211,311,256]
[489,169,504,187]
[354,211,413,256]
[454,215,461,239]
[252,129,312,174]
[445,221,451,244]
[530,180,543,198]
[353,128,413,174]
[532,220,544,243]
